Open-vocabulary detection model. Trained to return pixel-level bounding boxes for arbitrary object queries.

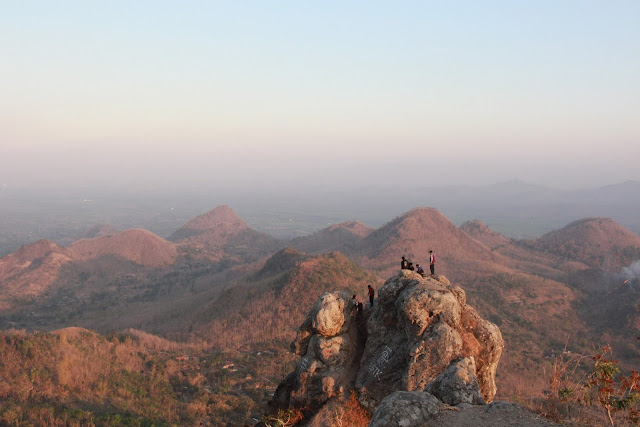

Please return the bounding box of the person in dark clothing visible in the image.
[416,264,425,277]
[429,250,436,275]
[352,294,363,318]
[367,285,375,307]
[401,256,409,270]
[408,261,414,271]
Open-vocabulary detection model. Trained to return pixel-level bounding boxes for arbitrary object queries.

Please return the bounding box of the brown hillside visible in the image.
[77,223,118,240]
[291,220,373,254]
[170,205,284,263]
[169,205,248,241]
[460,220,510,250]
[193,251,382,349]
[69,229,177,267]
[531,217,640,270]
[0,240,72,309]
[255,247,308,277]
[457,220,582,278]
[350,207,508,281]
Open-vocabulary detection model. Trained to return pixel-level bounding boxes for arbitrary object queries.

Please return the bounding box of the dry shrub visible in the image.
[334,392,371,427]
[262,408,304,426]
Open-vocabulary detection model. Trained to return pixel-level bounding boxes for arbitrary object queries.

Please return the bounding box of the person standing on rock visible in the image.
[429,250,436,275]
[368,285,375,307]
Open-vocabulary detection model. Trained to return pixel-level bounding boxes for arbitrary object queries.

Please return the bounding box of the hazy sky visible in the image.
[2,1,639,191]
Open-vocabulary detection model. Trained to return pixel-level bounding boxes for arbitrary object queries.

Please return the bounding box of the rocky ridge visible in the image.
[269,270,554,426]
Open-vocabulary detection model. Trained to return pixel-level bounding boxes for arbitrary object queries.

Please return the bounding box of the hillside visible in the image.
[170,205,249,240]
[0,240,72,309]
[69,228,177,267]
[460,220,511,250]
[188,249,382,349]
[527,217,640,270]
[170,205,285,263]
[0,327,294,426]
[350,207,509,281]
[290,220,373,254]
[76,223,118,240]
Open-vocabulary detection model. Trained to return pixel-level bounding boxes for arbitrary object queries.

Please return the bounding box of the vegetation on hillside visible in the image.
[0,328,295,426]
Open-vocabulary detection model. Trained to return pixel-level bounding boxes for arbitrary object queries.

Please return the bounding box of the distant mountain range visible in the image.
[1,179,639,258]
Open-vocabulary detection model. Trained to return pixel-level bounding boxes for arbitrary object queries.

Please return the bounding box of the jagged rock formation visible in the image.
[270,270,507,424]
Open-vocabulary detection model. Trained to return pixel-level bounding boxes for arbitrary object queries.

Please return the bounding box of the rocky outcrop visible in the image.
[271,291,365,412]
[356,270,503,410]
[270,270,505,423]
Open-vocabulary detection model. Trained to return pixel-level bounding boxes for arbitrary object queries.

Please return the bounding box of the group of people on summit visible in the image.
[401,250,435,277]
[352,251,437,313]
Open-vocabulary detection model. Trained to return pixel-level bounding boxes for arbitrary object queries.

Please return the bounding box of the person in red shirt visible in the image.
[429,250,436,275]
[367,285,375,307]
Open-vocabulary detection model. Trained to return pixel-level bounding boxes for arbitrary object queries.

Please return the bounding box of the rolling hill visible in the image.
[290,220,373,254]
[169,205,285,263]
[527,217,640,270]
[0,240,72,309]
[69,228,177,267]
[349,207,510,281]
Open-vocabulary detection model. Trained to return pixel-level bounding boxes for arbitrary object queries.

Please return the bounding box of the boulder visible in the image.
[425,356,485,405]
[369,391,441,427]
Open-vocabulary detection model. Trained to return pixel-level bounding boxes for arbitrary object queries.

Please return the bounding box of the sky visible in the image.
[1,1,639,192]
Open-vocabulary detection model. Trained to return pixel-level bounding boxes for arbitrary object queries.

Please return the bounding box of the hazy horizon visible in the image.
[2,2,639,192]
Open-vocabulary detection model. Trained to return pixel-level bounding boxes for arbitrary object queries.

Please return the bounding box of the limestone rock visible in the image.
[425,357,485,405]
[369,391,441,427]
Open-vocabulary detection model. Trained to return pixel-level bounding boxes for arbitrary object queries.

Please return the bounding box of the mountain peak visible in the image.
[9,239,65,263]
[182,205,247,231]
[326,221,372,236]
[69,229,177,267]
[169,205,248,242]
[534,217,640,270]
[353,207,503,280]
